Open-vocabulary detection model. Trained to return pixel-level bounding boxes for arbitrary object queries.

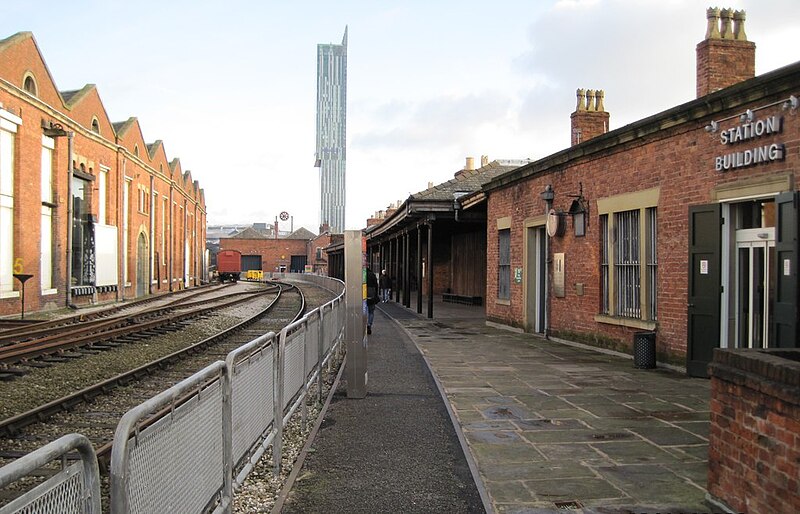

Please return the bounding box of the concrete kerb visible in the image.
[270,357,346,514]
[382,307,494,514]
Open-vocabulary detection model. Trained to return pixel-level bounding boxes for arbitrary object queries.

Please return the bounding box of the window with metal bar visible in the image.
[646,207,658,321]
[498,228,511,300]
[615,209,641,318]
[600,214,609,314]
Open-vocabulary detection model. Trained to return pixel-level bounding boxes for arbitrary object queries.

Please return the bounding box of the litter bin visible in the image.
[633,331,656,369]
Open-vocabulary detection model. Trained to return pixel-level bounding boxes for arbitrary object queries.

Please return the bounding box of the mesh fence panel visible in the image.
[282,332,305,410]
[125,381,223,514]
[231,345,275,465]
[3,463,84,514]
[305,314,320,378]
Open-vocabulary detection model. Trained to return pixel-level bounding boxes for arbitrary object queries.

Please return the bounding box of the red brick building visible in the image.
[482,8,799,375]
[220,227,317,274]
[0,32,207,316]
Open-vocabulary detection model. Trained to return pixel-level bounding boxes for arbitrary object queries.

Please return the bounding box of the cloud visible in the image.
[352,91,512,150]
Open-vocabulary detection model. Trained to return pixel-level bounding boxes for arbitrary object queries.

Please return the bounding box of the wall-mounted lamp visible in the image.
[568,182,589,237]
[739,109,754,123]
[783,95,799,112]
[704,120,719,133]
[540,184,554,204]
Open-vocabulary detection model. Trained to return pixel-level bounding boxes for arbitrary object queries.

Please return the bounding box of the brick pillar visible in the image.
[696,7,755,98]
[570,88,609,146]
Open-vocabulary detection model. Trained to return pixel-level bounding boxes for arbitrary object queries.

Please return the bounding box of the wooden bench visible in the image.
[442,293,483,306]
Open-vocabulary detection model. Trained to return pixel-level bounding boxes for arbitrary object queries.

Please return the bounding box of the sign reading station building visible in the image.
[714,113,785,172]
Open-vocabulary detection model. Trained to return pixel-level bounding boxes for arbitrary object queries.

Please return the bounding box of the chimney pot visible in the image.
[465,156,474,170]
[576,88,586,111]
[733,10,747,41]
[705,7,721,39]
[480,155,489,167]
[720,8,733,39]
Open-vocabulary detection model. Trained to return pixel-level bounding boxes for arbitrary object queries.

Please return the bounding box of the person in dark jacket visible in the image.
[379,269,392,302]
[366,267,379,334]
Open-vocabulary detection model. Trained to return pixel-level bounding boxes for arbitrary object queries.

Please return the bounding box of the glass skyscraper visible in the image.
[315,27,348,233]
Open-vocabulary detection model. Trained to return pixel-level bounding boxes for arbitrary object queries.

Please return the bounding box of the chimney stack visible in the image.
[696,7,755,98]
[570,88,609,146]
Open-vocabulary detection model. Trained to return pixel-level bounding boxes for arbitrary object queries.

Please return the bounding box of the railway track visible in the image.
[0,280,323,480]
[0,287,276,384]
[0,278,226,346]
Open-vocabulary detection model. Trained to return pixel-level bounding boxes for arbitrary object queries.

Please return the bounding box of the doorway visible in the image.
[136,232,149,297]
[734,227,775,348]
[525,226,547,333]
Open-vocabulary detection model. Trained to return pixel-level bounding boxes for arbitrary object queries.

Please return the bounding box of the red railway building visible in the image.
[0,32,207,317]
[481,8,799,375]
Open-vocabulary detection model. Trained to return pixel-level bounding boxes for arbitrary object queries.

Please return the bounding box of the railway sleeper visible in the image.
[38,356,69,363]
[57,352,84,359]
[22,361,51,368]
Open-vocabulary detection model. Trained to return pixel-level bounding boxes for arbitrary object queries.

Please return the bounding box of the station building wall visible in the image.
[484,10,800,367]
[0,32,207,317]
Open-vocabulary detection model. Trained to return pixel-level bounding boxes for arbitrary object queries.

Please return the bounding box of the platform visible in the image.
[280,298,712,513]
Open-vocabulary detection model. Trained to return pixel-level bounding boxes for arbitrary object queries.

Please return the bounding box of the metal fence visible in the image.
[0,274,344,514]
[0,433,101,514]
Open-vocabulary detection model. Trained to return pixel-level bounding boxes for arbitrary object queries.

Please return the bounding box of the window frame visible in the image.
[496,216,512,303]
[0,110,21,298]
[595,188,659,329]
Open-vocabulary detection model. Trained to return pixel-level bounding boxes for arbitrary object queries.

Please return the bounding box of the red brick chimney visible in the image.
[696,8,755,98]
[570,88,609,146]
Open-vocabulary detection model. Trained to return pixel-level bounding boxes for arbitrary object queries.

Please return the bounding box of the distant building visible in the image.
[315,27,348,233]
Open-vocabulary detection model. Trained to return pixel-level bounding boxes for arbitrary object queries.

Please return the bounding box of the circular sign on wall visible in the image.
[546,209,565,237]
[279,211,289,221]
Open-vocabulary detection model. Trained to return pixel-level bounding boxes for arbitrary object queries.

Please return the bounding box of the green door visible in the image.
[773,191,799,347]
[687,204,721,377]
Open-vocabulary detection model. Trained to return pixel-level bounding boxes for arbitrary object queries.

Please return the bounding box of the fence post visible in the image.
[221,353,233,513]
[318,306,325,405]
[273,328,286,477]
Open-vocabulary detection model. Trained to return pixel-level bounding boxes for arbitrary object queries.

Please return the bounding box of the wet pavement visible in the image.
[282,297,714,513]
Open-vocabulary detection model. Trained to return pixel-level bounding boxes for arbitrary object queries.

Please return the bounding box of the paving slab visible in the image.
[379,299,715,513]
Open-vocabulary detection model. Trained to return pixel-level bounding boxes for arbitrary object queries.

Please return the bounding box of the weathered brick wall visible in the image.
[221,238,309,272]
[486,95,800,358]
[708,349,800,514]
[696,39,755,98]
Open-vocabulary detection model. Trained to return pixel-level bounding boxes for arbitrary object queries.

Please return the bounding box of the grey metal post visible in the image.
[403,231,410,307]
[427,221,434,319]
[416,225,423,314]
[318,306,325,405]
[344,230,367,399]
[273,328,286,476]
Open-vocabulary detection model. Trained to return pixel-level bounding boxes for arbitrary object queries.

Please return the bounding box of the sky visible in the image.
[2,1,798,234]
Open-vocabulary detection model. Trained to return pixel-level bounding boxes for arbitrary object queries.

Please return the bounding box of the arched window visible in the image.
[23,73,37,96]
[91,117,100,134]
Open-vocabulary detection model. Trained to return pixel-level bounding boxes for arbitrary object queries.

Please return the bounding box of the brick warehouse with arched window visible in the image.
[0,32,207,316]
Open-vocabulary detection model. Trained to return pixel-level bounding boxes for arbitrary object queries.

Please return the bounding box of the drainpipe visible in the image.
[541,185,555,339]
[183,198,188,288]
[65,131,75,308]
[169,185,174,291]
[149,174,155,294]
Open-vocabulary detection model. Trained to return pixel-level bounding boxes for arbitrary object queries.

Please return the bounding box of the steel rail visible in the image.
[0,289,273,366]
[0,282,226,344]
[0,282,305,441]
